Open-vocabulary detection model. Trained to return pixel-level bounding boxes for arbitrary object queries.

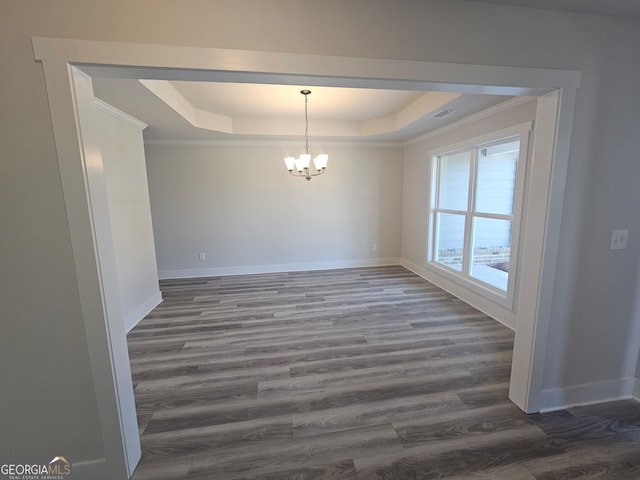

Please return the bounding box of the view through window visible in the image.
[431,137,522,294]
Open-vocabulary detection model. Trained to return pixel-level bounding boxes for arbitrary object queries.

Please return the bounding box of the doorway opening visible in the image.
[33,36,579,478]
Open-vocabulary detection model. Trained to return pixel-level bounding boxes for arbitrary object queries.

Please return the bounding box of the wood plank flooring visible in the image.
[128,266,640,479]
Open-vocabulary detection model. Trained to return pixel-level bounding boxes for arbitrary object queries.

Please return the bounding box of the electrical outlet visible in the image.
[610,229,628,250]
[199,252,206,261]
[371,244,377,252]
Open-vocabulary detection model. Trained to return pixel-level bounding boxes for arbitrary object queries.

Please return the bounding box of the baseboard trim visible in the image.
[540,377,636,412]
[71,457,108,480]
[124,291,163,333]
[158,258,402,280]
[401,258,515,330]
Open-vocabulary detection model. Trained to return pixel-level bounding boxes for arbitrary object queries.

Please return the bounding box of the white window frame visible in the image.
[427,122,532,309]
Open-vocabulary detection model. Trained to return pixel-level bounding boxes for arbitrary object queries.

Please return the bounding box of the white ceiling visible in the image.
[92,77,513,144]
[171,83,423,121]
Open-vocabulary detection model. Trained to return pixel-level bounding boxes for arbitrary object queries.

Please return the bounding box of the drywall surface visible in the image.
[97,102,161,331]
[145,143,403,277]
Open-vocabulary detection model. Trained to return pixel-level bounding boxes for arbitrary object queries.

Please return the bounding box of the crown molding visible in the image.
[143,138,403,148]
[143,97,535,148]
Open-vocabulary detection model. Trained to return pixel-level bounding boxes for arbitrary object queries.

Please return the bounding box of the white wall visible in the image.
[539,20,640,406]
[145,143,403,277]
[97,101,161,332]
[3,0,640,472]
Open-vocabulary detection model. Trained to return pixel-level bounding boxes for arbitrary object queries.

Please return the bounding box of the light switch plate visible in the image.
[610,229,628,250]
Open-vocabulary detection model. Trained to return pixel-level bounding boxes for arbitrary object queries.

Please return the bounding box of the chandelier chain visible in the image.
[304,92,310,154]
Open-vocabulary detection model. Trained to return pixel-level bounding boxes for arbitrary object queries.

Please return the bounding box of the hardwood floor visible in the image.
[128,266,640,479]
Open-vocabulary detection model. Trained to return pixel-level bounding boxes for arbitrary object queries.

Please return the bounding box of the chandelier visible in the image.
[284,90,328,181]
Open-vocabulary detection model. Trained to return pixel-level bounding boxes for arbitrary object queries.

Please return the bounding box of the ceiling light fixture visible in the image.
[284,90,328,181]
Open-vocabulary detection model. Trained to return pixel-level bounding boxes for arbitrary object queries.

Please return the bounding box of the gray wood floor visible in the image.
[128,266,640,479]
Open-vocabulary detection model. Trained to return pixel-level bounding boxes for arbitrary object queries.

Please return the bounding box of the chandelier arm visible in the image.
[289,168,317,181]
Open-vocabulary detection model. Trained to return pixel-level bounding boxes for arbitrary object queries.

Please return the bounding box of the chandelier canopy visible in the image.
[284,90,328,181]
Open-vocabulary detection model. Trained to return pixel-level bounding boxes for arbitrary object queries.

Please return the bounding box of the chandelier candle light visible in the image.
[284,90,328,181]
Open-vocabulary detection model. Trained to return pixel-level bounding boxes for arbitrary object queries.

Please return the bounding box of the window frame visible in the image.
[427,122,531,309]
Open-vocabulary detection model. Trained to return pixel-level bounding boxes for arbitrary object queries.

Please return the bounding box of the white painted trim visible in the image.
[362,92,461,136]
[71,458,108,480]
[623,260,640,382]
[509,88,578,413]
[144,138,403,148]
[402,258,516,330]
[540,378,636,412]
[419,261,513,313]
[139,79,233,134]
[145,98,534,149]
[39,60,153,480]
[94,98,147,130]
[69,67,142,478]
[425,121,533,312]
[124,291,162,333]
[159,258,402,280]
[406,97,535,145]
[32,37,581,93]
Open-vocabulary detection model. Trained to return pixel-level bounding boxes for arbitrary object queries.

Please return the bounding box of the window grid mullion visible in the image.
[427,126,530,306]
[431,156,442,263]
[461,148,477,275]
[473,211,513,222]
[437,208,468,216]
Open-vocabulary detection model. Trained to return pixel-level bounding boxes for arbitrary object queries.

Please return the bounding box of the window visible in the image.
[428,124,530,307]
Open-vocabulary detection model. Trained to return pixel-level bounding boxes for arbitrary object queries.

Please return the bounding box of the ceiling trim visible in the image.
[143,138,403,148]
[359,92,461,137]
[139,80,233,133]
[139,79,464,138]
[405,96,535,145]
[145,96,535,148]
